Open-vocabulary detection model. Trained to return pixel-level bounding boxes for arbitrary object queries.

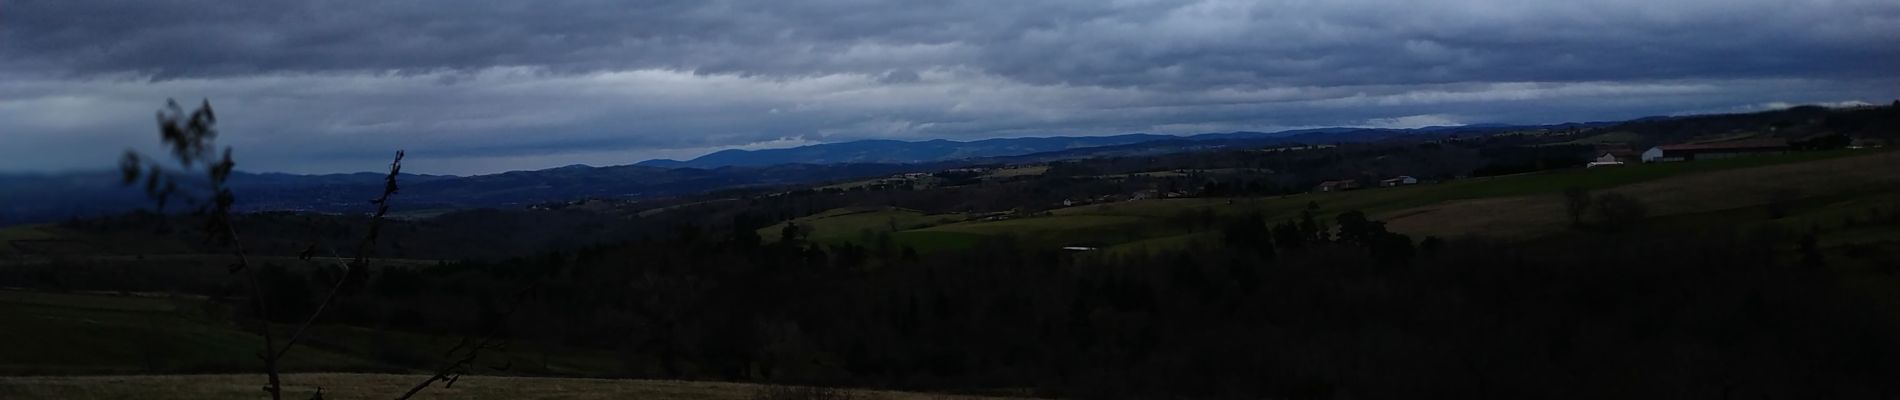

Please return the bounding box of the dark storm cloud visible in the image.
[1,0,1895,174]
[10,0,1894,86]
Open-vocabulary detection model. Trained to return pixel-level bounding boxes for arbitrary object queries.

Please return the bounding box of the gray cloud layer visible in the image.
[2,0,1895,174]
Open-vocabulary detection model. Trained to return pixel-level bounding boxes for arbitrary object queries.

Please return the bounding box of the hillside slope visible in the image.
[901,149,1898,253]
[1381,150,1900,238]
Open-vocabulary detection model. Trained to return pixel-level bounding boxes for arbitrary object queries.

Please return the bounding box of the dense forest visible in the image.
[12,197,1900,399]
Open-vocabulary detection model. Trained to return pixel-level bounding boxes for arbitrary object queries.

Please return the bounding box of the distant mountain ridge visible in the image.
[0,125,1525,225]
[7,104,1888,227]
[633,126,1554,169]
[4,122,1638,226]
[637,134,1177,168]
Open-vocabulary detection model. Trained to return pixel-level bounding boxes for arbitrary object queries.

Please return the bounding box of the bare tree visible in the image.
[121,100,408,400]
[1562,186,1592,228]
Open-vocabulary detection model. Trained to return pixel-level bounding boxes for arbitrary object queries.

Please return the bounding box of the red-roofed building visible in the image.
[1641,139,1790,163]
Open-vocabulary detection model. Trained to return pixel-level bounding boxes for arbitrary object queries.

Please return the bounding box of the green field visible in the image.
[0,290,1014,399]
[1100,232,1212,256]
[0,290,619,377]
[0,291,384,375]
[891,230,989,253]
[918,215,1152,248]
[904,149,1898,253]
[0,225,61,247]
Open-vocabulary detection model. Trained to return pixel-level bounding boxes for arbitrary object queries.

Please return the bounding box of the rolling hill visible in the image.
[635,134,1176,168]
[634,125,1560,169]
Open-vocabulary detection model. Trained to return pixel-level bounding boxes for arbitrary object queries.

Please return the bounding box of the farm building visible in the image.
[1641,139,1790,163]
[1587,151,1632,168]
[1380,176,1419,187]
[1594,148,1640,163]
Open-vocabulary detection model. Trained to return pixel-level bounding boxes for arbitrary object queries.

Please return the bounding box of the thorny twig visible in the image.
[276,151,404,361]
[395,283,539,400]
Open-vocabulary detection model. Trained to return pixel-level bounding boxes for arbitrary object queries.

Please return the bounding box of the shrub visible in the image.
[1592,192,1648,231]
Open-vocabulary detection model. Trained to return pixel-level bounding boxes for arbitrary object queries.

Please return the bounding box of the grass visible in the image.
[0,289,621,377]
[0,290,195,312]
[1100,232,1211,256]
[1645,191,1900,237]
[0,292,386,375]
[0,225,80,257]
[0,225,61,244]
[1380,150,1900,240]
[891,231,988,254]
[920,215,1142,235]
[0,373,1014,400]
[0,289,989,395]
[0,292,1016,399]
[290,323,624,378]
[909,215,1161,250]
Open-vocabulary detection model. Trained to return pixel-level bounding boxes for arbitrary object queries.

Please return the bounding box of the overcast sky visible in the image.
[3,0,1895,175]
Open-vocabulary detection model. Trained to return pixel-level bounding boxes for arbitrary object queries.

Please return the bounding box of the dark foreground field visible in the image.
[0,373,1004,400]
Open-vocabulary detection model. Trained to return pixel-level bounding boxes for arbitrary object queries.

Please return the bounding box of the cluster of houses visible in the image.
[1587,138,1794,168]
[1311,137,1810,193]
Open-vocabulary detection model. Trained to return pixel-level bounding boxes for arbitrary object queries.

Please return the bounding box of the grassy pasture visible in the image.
[917,215,1153,248]
[0,225,61,245]
[1382,150,1900,239]
[918,149,1895,253]
[1100,232,1212,256]
[0,290,196,312]
[0,291,385,375]
[0,291,1001,397]
[920,215,1143,235]
[0,290,620,377]
[892,231,989,254]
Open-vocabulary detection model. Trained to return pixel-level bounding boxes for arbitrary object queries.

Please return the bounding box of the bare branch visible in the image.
[394,283,538,400]
[275,150,404,361]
